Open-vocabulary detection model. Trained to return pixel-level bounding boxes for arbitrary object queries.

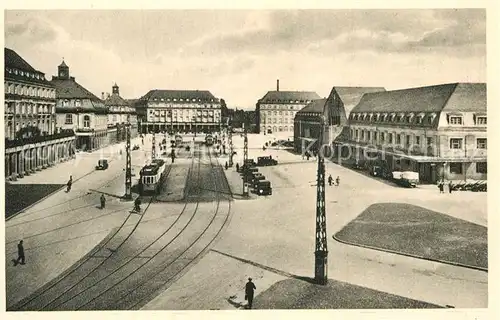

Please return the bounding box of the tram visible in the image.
[139,159,167,195]
[205,134,214,146]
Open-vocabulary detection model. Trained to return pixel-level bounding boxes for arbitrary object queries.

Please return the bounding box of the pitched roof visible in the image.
[50,77,103,102]
[258,91,321,104]
[333,87,386,115]
[105,93,129,106]
[351,83,460,113]
[5,47,53,85]
[5,48,36,71]
[296,99,327,114]
[140,90,218,102]
[442,83,486,112]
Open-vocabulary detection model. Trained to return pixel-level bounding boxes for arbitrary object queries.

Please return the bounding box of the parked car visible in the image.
[255,180,272,195]
[392,171,419,188]
[257,156,278,166]
[95,159,109,170]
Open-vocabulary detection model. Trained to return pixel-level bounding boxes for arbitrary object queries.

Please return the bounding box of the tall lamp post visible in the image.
[314,113,328,285]
[228,116,233,167]
[124,113,132,200]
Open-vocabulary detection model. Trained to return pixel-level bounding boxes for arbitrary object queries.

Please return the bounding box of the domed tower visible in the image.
[112,83,120,95]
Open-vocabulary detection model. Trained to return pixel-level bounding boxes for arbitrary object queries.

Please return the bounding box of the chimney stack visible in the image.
[277,79,280,92]
[101,92,105,100]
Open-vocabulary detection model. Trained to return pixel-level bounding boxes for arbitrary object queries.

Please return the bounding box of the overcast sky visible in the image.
[5,9,486,109]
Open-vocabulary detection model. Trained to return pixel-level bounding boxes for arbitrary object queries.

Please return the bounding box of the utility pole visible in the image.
[314,114,328,285]
[124,113,132,200]
[228,116,233,167]
[242,122,249,197]
[152,131,156,160]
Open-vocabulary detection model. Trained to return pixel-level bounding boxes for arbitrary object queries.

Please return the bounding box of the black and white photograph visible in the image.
[2,2,495,317]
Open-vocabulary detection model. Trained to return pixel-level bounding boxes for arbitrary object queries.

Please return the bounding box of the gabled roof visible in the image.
[351,83,461,113]
[333,87,386,115]
[296,99,327,114]
[50,77,103,102]
[258,91,321,104]
[140,90,218,102]
[442,83,486,112]
[105,93,129,106]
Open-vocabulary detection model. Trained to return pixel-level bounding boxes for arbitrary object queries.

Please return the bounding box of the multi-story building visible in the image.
[4,48,76,181]
[256,79,321,134]
[135,90,222,134]
[337,83,487,183]
[294,86,385,152]
[51,60,109,151]
[104,83,138,144]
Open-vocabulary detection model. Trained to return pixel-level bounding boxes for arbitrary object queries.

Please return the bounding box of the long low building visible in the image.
[135,90,222,134]
[4,48,76,181]
[334,83,487,183]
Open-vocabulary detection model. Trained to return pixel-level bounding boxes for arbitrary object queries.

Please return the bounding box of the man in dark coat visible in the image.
[448,181,453,194]
[100,194,106,209]
[66,175,73,192]
[245,277,256,309]
[328,174,333,186]
[16,240,25,265]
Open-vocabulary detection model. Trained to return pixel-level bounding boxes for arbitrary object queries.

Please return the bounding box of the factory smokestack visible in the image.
[277,79,280,92]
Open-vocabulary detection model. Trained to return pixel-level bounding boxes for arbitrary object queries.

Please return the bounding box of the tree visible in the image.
[16,126,41,140]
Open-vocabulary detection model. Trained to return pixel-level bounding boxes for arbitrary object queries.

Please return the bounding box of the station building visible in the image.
[335,83,487,183]
[293,86,385,152]
[135,90,222,134]
[104,83,138,144]
[51,61,109,151]
[4,48,76,181]
[256,79,321,135]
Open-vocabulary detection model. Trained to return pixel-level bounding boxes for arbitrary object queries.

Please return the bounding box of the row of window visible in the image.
[261,110,298,117]
[450,138,487,149]
[260,105,302,110]
[6,68,45,80]
[148,109,221,116]
[262,118,293,124]
[4,102,53,115]
[261,100,313,105]
[449,162,487,174]
[350,112,436,124]
[263,125,293,132]
[350,111,487,126]
[149,101,219,107]
[5,81,56,99]
[64,114,91,127]
[147,117,219,123]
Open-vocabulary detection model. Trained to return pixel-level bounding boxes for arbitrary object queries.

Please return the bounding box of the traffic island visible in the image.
[334,203,488,271]
[254,278,441,309]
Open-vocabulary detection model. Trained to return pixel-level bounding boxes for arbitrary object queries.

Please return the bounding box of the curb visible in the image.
[5,151,122,222]
[332,234,488,273]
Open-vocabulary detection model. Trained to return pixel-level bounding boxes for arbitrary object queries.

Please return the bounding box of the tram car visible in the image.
[175,134,183,146]
[139,159,167,195]
[205,134,214,146]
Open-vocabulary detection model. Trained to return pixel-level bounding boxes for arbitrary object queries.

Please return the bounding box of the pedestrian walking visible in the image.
[100,194,106,209]
[66,175,73,192]
[438,181,444,193]
[133,197,142,212]
[236,163,240,172]
[225,161,228,170]
[328,174,333,186]
[448,181,453,194]
[335,176,340,186]
[16,240,25,265]
[245,277,256,309]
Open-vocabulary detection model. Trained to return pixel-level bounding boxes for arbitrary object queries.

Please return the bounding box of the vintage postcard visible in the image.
[2,1,496,319]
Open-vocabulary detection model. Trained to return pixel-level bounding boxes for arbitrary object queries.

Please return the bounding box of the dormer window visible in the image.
[63,99,69,107]
[406,113,414,123]
[180,98,184,102]
[75,99,81,107]
[448,114,463,125]
[475,115,487,125]
[173,98,177,102]
[160,98,164,101]
[428,113,437,124]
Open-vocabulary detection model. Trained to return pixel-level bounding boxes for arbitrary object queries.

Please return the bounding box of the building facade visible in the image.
[336,83,487,183]
[4,48,76,181]
[294,86,385,152]
[104,83,138,144]
[51,61,109,151]
[135,90,222,134]
[256,80,321,134]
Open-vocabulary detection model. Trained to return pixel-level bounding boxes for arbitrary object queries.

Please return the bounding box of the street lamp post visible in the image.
[124,113,132,200]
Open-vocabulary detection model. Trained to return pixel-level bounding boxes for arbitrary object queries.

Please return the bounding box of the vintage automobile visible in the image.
[132,145,140,151]
[257,156,278,166]
[95,159,109,170]
[252,174,266,189]
[255,180,272,196]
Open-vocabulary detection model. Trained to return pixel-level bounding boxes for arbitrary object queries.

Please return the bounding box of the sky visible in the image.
[4,9,486,109]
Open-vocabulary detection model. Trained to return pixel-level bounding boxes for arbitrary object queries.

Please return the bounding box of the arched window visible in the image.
[83,115,91,127]
[63,100,69,107]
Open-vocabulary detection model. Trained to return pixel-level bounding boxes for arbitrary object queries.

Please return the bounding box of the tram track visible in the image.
[8,160,174,311]
[9,144,233,311]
